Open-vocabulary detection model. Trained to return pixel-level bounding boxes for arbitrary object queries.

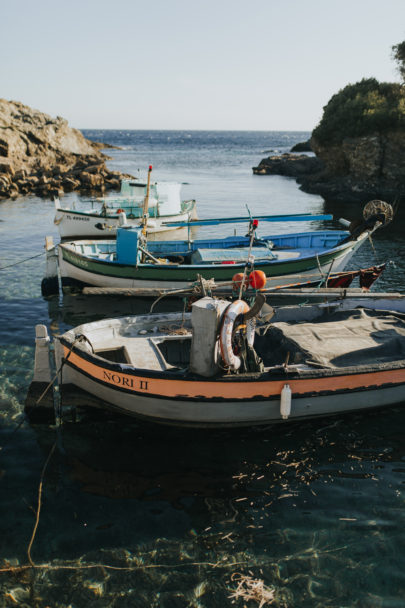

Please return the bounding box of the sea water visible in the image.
[0,131,404,607]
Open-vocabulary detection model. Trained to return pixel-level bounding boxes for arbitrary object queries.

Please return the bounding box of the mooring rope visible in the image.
[27,441,57,567]
[33,335,88,408]
[0,251,45,271]
[0,335,85,452]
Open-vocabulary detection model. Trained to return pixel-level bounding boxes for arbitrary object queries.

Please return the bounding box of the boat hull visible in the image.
[55,201,197,238]
[59,343,405,427]
[58,232,365,291]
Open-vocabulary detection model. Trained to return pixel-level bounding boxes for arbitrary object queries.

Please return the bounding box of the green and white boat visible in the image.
[52,205,389,293]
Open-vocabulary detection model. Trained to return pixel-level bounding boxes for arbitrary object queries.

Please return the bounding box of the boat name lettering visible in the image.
[65,251,89,268]
[103,370,149,391]
[63,216,90,221]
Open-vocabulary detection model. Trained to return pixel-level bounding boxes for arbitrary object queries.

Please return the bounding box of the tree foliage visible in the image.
[392,40,405,82]
[312,78,405,145]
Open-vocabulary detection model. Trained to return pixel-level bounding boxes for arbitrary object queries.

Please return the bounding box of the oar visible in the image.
[162,213,333,227]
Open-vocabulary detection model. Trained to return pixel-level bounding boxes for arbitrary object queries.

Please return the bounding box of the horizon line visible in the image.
[79,127,313,133]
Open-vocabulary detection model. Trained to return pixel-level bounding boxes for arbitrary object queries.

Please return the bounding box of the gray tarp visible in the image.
[257,308,405,369]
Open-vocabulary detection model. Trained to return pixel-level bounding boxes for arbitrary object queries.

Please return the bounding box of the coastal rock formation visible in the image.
[0,99,131,199]
[311,131,405,181]
[254,78,405,203]
[253,153,323,177]
[290,140,312,152]
[253,132,405,203]
[298,131,405,203]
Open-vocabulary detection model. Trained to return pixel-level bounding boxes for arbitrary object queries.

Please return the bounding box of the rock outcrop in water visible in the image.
[290,140,312,152]
[253,153,323,178]
[253,79,405,203]
[0,99,131,199]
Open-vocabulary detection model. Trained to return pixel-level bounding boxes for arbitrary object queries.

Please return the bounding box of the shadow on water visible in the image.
[28,402,405,534]
[2,375,405,606]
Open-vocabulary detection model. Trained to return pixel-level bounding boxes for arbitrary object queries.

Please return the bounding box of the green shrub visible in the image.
[312,78,405,145]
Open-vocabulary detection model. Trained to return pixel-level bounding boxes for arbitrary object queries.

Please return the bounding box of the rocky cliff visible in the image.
[0,99,130,199]
[253,131,405,204]
[299,131,405,203]
[253,79,405,203]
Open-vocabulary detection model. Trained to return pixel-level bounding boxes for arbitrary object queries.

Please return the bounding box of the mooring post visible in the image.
[41,236,60,296]
[25,324,55,423]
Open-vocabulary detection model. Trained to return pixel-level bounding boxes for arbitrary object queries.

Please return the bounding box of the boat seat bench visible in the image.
[123,338,169,371]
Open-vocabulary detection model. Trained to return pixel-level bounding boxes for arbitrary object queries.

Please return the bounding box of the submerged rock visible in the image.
[0,99,132,200]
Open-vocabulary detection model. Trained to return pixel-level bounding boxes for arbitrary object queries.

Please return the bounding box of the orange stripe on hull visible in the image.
[64,346,405,400]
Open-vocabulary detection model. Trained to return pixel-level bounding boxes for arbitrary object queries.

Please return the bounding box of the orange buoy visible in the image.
[232,272,246,291]
[249,270,266,289]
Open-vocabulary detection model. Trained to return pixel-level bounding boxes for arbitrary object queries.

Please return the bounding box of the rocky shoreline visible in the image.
[0,99,132,200]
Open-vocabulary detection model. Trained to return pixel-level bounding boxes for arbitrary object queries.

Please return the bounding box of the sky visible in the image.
[1,0,404,131]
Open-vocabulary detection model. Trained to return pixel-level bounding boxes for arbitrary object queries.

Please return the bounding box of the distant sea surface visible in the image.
[0,130,405,607]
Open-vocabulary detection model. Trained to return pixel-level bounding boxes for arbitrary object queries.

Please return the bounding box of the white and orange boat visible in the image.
[27,292,405,427]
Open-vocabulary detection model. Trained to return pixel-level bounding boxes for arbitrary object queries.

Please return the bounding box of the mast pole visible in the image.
[142,165,153,236]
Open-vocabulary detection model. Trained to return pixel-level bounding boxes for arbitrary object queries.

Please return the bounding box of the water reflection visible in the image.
[46,293,185,333]
[2,406,403,606]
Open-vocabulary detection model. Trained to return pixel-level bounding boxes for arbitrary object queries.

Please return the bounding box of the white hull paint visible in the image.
[58,242,361,290]
[55,205,196,238]
[61,364,405,427]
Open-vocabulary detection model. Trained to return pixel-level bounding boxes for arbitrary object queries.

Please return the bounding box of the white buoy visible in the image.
[280,384,292,419]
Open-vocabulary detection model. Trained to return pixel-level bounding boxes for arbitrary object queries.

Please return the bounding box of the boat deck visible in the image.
[73,317,193,372]
[68,243,332,265]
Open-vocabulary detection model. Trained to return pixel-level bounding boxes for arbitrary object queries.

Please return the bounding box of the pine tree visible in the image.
[392,41,405,83]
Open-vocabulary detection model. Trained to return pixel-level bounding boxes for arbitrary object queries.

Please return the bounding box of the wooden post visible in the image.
[41,236,60,296]
[25,324,55,423]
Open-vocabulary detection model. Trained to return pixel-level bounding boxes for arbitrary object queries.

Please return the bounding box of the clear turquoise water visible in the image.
[0,131,404,607]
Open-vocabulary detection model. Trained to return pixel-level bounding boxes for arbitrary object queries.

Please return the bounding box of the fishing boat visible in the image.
[54,174,197,238]
[49,201,391,294]
[26,291,405,427]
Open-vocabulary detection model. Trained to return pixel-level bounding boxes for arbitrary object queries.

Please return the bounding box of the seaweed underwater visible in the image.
[1,404,405,607]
